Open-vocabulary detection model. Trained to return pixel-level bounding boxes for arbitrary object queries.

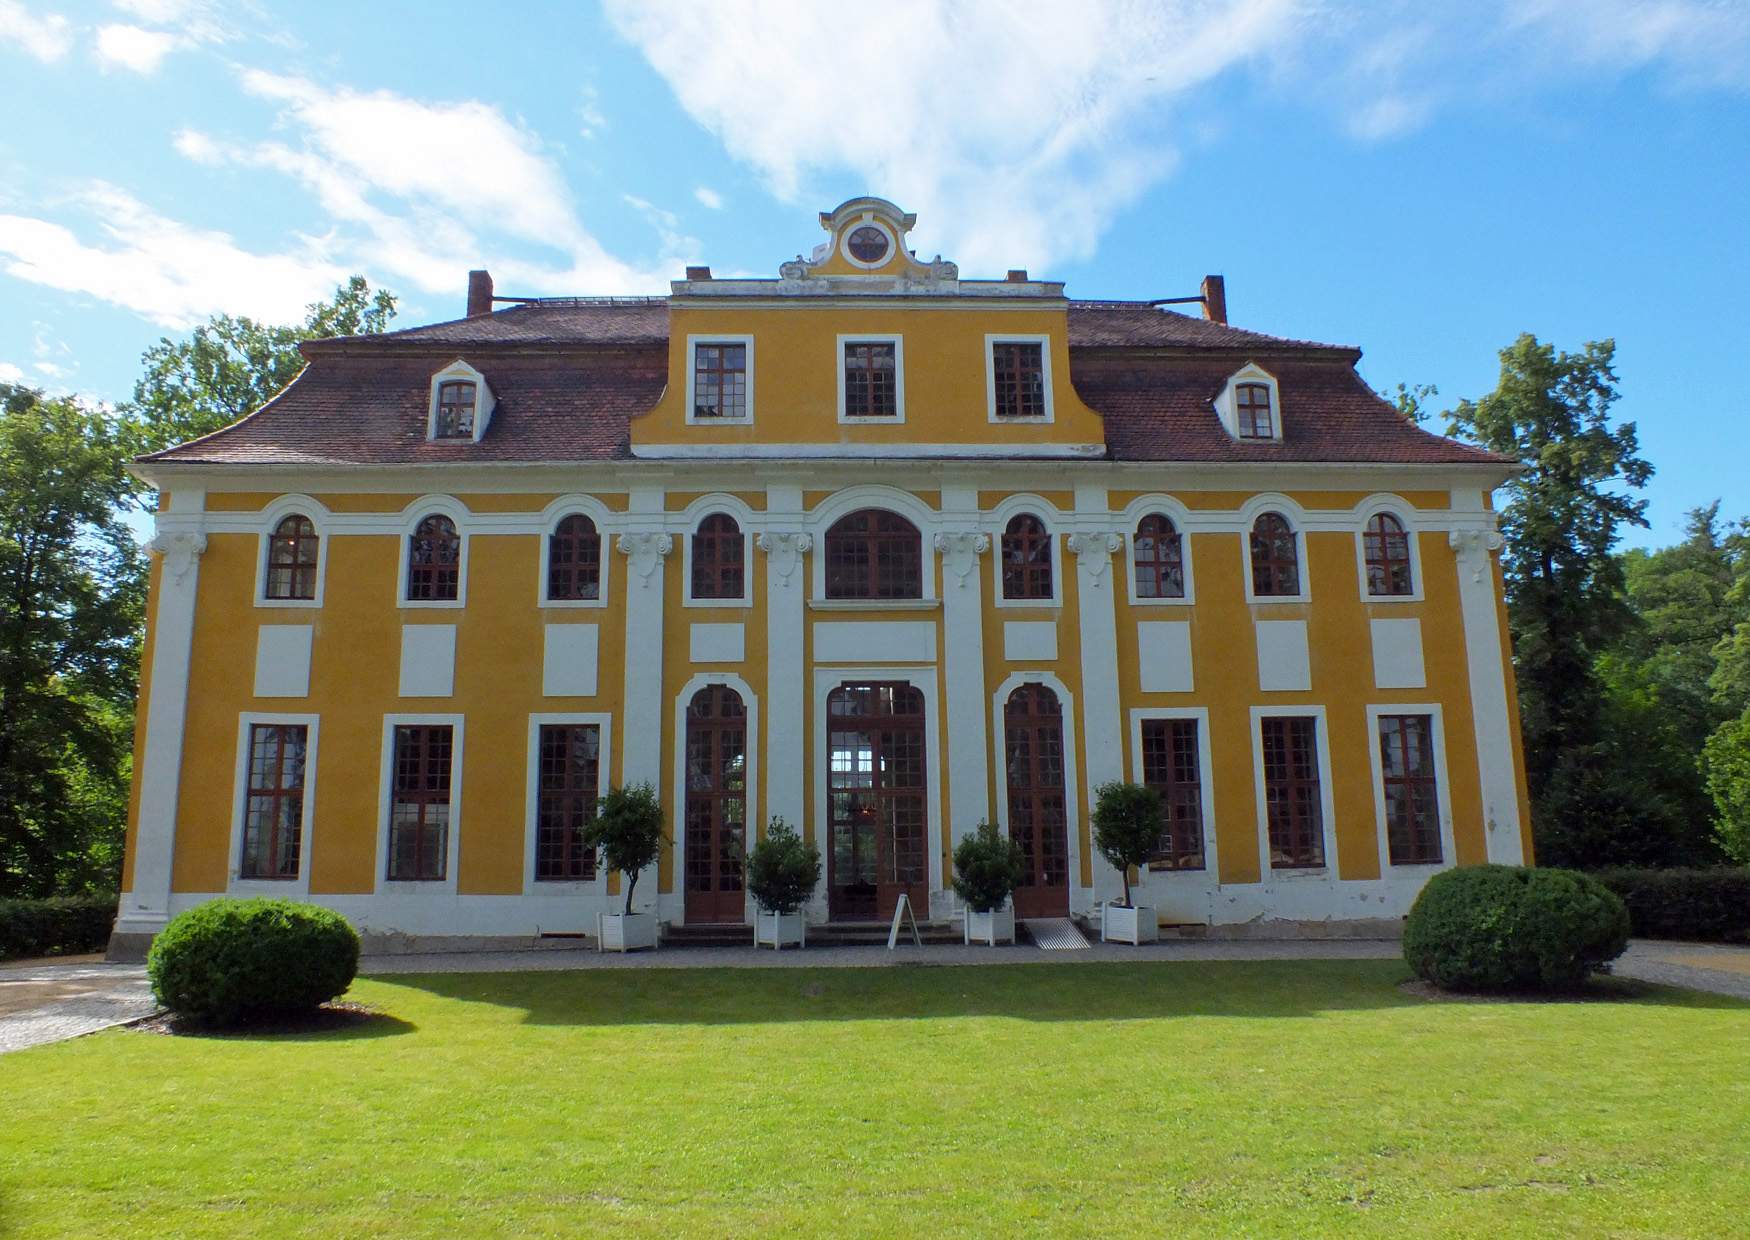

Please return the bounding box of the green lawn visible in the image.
[2,960,1746,1238]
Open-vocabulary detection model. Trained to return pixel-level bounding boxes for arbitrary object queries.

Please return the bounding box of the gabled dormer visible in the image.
[427,359,495,443]
[1213,362,1281,442]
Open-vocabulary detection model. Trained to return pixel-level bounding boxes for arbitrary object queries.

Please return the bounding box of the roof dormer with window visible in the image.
[427,360,495,444]
[1213,362,1281,442]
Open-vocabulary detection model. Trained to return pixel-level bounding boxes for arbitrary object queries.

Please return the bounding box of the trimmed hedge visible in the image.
[1403,865,1630,992]
[1592,868,1750,943]
[0,894,117,961]
[147,898,359,1027]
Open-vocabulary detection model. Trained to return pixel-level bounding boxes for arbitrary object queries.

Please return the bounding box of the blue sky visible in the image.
[2,0,1746,546]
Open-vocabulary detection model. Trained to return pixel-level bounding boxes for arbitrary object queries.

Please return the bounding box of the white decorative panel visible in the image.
[253,625,312,698]
[690,623,746,664]
[813,621,937,663]
[399,624,457,698]
[1137,621,1194,693]
[543,623,599,697]
[1370,618,1426,689]
[1003,621,1057,663]
[1255,620,1311,692]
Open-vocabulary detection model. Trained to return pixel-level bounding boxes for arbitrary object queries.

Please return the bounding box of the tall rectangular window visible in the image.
[536,724,600,881]
[1261,716,1323,868]
[843,341,897,418]
[991,341,1047,419]
[1140,718,1204,870]
[692,342,748,419]
[240,723,307,880]
[1379,714,1442,864]
[388,724,452,881]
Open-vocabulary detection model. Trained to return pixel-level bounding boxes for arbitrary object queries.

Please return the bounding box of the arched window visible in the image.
[1004,684,1069,917]
[435,381,477,439]
[685,684,747,923]
[1001,514,1053,600]
[264,514,318,600]
[826,682,927,920]
[1363,513,1413,596]
[1133,513,1184,599]
[691,513,745,600]
[1249,512,1300,597]
[407,515,461,601]
[824,509,922,600]
[547,514,601,601]
[1236,382,1274,438]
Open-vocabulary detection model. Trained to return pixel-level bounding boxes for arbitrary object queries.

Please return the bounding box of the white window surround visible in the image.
[227,712,319,898]
[253,494,330,609]
[522,712,612,896]
[427,359,495,444]
[805,484,939,604]
[373,712,465,897]
[1364,703,1458,874]
[1352,495,1426,603]
[988,494,1064,609]
[991,671,1084,905]
[684,334,756,425]
[1238,493,1311,605]
[838,215,897,270]
[1212,361,1281,442]
[1120,493,1196,607]
[672,673,760,923]
[984,333,1055,424]
[396,496,470,610]
[681,494,757,608]
[537,496,615,610]
[1248,705,1340,880]
[836,334,906,424]
[1127,706,1217,879]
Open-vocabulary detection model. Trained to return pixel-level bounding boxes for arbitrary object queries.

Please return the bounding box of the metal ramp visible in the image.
[1022,918,1091,950]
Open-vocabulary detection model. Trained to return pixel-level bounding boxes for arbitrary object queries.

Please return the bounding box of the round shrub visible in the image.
[952,820,1026,913]
[1403,865,1630,992]
[147,898,359,1027]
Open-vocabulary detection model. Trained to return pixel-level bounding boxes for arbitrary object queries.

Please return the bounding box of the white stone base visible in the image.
[753,910,806,949]
[963,904,1016,945]
[1100,902,1160,945]
[597,911,659,952]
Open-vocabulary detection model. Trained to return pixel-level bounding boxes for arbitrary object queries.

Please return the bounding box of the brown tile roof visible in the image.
[1066,301,1351,352]
[331,299,670,350]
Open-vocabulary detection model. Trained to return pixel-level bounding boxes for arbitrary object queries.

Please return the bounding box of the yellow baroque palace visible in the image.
[114,197,1531,950]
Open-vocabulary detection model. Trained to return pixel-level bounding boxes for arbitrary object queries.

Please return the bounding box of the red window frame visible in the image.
[264,514,318,601]
[843,341,898,418]
[1364,513,1414,596]
[388,724,452,881]
[1261,716,1324,868]
[1132,513,1184,599]
[690,513,745,600]
[535,723,600,881]
[435,380,476,439]
[1000,513,1054,600]
[692,342,748,419]
[1140,718,1204,870]
[684,685,747,916]
[824,509,923,600]
[407,515,460,601]
[1249,512,1300,597]
[240,723,306,880]
[1379,714,1442,864]
[991,341,1047,419]
[1236,382,1274,438]
[1003,684,1070,901]
[547,513,601,601]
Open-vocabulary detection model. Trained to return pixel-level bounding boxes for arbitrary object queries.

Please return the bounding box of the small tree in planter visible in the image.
[1092,781,1163,944]
[952,821,1026,945]
[745,817,821,949]
[584,783,666,951]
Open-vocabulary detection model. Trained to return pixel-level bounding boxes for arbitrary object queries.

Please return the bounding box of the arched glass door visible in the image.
[1004,684,1070,918]
[827,683,928,921]
[684,685,746,923]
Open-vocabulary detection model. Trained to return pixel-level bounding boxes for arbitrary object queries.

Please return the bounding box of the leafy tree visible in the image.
[1091,782,1163,908]
[0,385,145,896]
[1386,380,1438,424]
[1701,712,1750,864]
[127,276,396,454]
[583,784,666,914]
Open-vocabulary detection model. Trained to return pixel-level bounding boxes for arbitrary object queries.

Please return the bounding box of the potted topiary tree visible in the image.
[584,783,666,951]
[745,816,821,949]
[1092,781,1163,944]
[952,820,1026,945]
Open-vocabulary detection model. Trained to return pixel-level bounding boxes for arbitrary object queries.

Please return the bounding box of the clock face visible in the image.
[846,225,890,264]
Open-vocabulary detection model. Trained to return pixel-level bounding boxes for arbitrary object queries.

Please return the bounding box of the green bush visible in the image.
[1593,868,1750,943]
[584,783,667,914]
[1403,865,1630,992]
[0,894,117,961]
[1092,782,1163,909]
[952,821,1026,913]
[147,898,359,1027]
[745,817,821,916]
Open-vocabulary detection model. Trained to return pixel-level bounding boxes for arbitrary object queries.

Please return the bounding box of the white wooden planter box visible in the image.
[1100,902,1159,945]
[596,911,659,952]
[963,903,1016,946]
[753,910,807,950]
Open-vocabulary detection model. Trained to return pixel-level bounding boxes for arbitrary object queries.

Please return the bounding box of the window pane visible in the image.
[240,723,307,880]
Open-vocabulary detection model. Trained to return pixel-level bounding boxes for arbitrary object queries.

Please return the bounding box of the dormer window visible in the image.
[435,381,476,439]
[847,225,890,263]
[987,336,1053,422]
[686,336,753,424]
[1236,383,1274,439]
[426,360,494,443]
[1214,363,1281,441]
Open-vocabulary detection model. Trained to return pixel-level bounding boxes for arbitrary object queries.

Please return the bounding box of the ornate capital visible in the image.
[756,530,813,587]
[932,530,989,588]
[616,531,674,588]
[148,530,207,586]
[1066,530,1124,588]
[1448,529,1505,584]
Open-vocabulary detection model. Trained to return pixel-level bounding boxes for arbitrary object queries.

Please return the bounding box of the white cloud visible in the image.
[0,361,24,383]
[1506,0,1750,88]
[0,1,72,61]
[694,185,724,210]
[577,85,608,139]
[95,23,185,73]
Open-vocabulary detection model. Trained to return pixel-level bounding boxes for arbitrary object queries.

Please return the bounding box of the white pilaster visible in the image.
[117,517,207,935]
[935,508,991,850]
[616,507,672,912]
[1449,524,1526,864]
[1068,485,1126,907]
[757,486,810,841]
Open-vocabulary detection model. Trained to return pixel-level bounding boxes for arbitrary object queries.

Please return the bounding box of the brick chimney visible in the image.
[1200,274,1227,325]
[466,269,494,318]
[685,265,712,281]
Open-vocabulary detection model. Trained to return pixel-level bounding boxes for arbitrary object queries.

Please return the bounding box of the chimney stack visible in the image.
[1006,269,1029,283]
[466,269,494,318]
[1200,274,1227,325]
[685,265,712,281]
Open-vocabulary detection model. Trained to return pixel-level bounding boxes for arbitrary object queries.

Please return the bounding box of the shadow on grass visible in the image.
[364,958,1747,1028]
[137,1003,416,1042]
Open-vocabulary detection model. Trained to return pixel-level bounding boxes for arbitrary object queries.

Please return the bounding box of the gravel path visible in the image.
[0,962,156,1055]
[1615,941,1750,1002]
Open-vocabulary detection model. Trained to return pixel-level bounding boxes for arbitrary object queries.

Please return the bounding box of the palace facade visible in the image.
[114,197,1530,949]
